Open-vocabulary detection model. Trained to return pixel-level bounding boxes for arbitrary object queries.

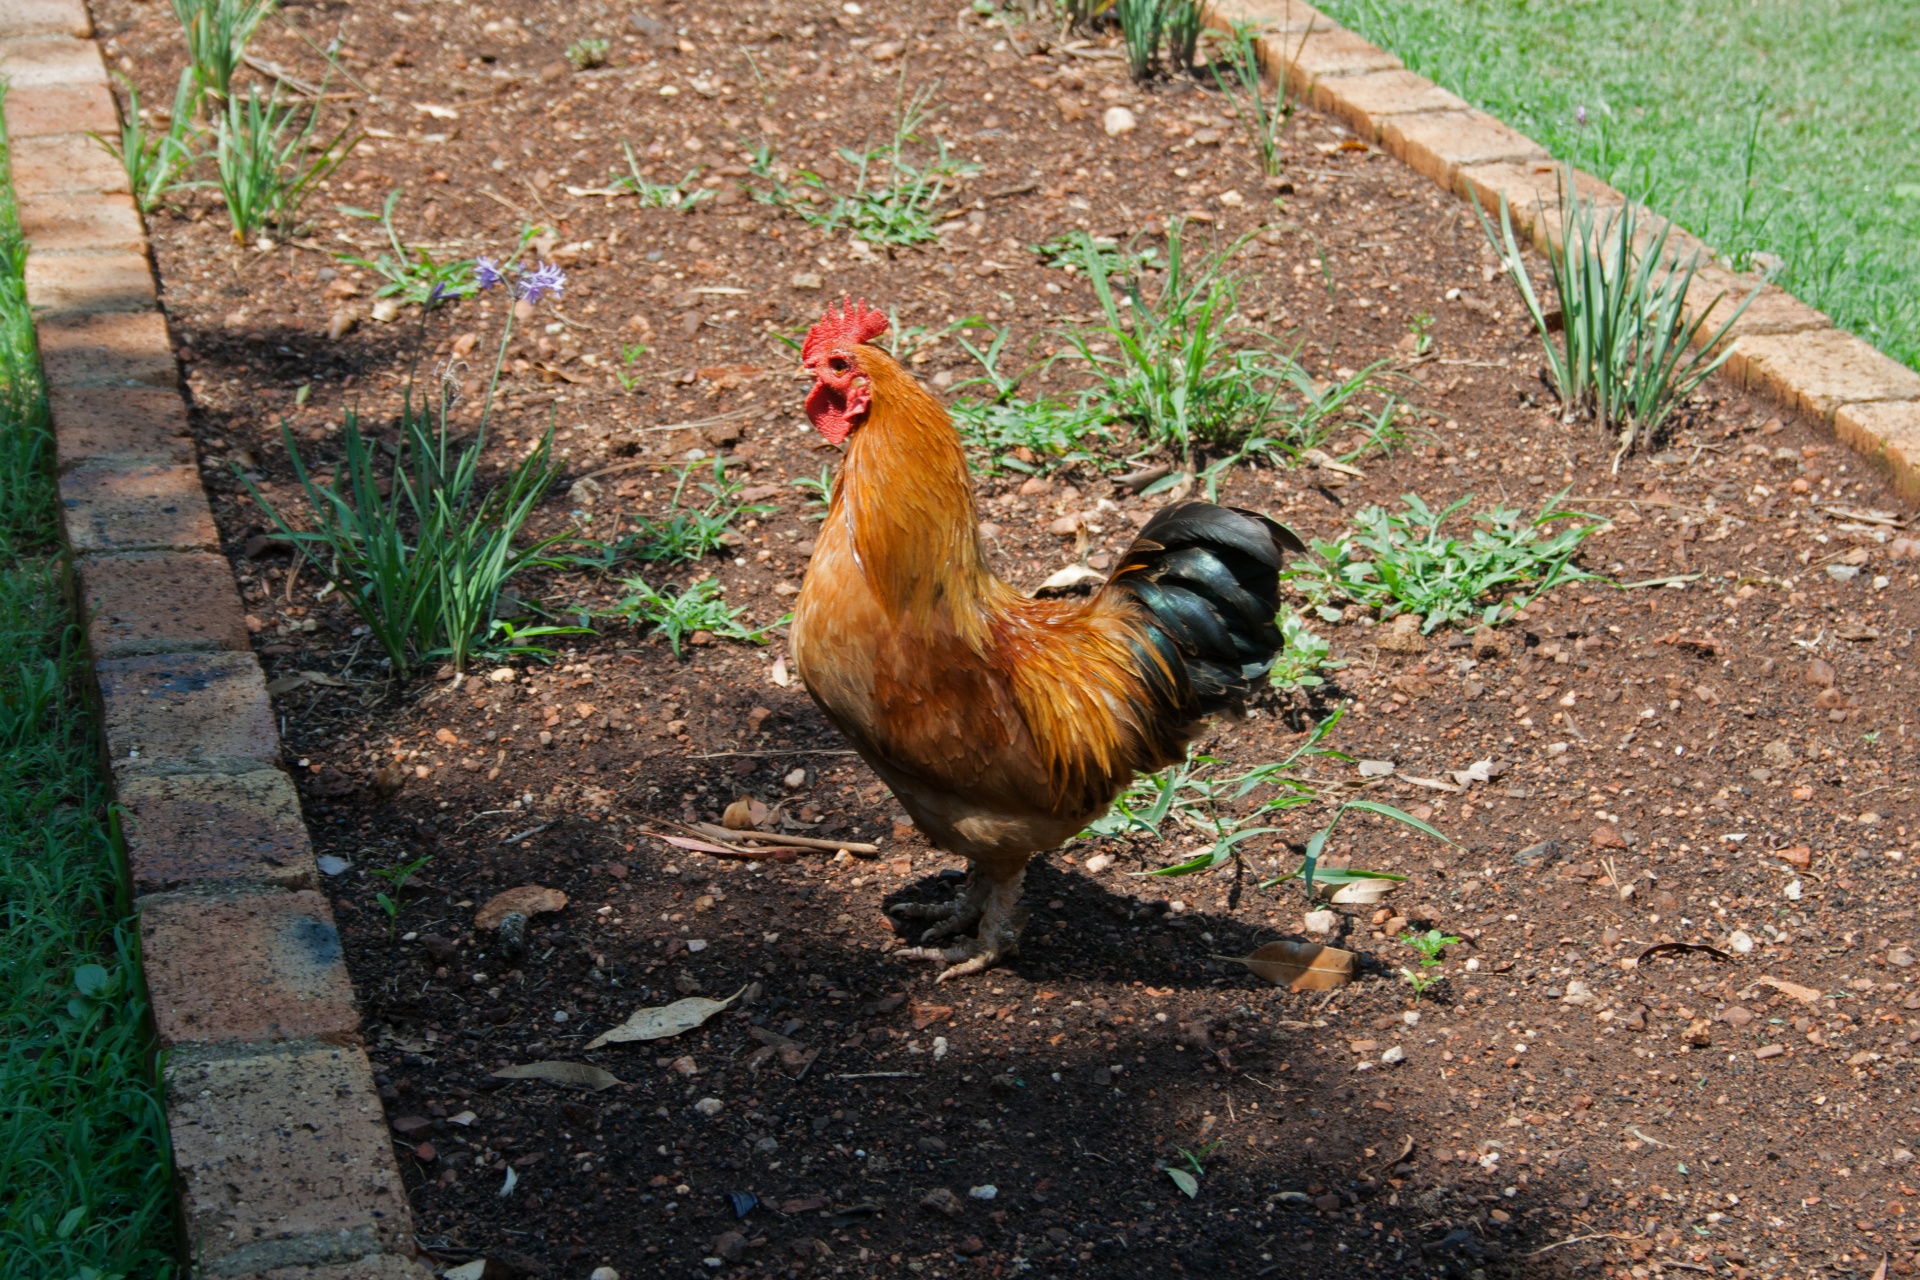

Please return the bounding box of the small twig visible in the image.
[690,821,880,854]
[833,1071,921,1079]
[1624,1125,1670,1148]
[503,822,554,845]
[477,186,530,218]
[986,181,1039,199]
[1527,1233,1640,1258]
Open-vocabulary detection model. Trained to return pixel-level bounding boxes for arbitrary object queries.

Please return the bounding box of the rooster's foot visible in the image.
[888,877,988,944]
[892,877,1030,983]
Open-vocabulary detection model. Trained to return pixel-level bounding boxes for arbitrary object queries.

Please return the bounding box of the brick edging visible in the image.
[1208,0,1920,499]
[3,5,429,1277]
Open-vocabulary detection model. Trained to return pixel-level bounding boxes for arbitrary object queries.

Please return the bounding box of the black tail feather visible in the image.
[1107,501,1304,716]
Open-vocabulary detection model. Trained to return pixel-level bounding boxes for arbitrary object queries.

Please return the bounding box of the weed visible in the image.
[589,457,774,566]
[752,83,978,247]
[213,82,358,243]
[370,856,433,937]
[566,38,610,71]
[1290,491,1603,631]
[1164,1140,1221,1197]
[1031,232,1160,275]
[1405,309,1435,356]
[604,576,780,658]
[1210,21,1293,177]
[613,143,712,212]
[945,322,1111,471]
[1478,182,1757,464]
[1086,711,1447,887]
[170,0,273,102]
[1056,223,1390,469]
[244,259,571,677]
[613,342,649,393]
[790,466,834,520]
[335,190,475,306]
[1267,613,1342,691]
[1399,927,1462,1000]
[92,70,201,213]
[1162,0,1203,73]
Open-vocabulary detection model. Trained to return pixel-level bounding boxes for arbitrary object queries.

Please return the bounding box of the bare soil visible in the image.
[91,1,1920,1278]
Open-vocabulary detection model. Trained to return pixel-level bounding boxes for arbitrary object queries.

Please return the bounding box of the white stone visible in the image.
[1102,106,1137,137]
[1303,909,1338,935]
[1380,1045,1405,1065]
[1727,930,1754,954]
[694,1097,724,1117]
[1084,853,1114,874]
[969,1184,998,1200]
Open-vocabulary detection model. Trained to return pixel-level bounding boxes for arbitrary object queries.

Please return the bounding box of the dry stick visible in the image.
[1526,1233,1641,1258]
[689,821,880,854]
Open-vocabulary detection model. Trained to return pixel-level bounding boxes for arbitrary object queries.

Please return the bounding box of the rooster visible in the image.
[790,300,1304,981]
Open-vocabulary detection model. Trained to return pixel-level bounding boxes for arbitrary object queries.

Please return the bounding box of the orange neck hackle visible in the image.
[832,345,1010,648]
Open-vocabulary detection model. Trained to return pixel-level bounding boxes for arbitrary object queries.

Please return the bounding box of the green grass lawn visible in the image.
[0,125,178,1277]
[1308,0,1920,372]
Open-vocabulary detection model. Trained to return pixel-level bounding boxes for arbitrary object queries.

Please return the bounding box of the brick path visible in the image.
[3,2,428,1275]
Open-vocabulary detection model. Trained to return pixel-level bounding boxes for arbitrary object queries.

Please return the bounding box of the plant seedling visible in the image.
[1399,928,1462,1001]
[604,577,782,658]
[336,190,476,306]
[1289,491,1603,633]
[1164,1139,1221,1197]
[613,343,649,393]
[566,38,610,71]
[370,856,433,937]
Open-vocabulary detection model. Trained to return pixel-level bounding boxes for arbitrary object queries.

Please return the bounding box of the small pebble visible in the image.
[1102,106,1136,136]
[694,1097,724,1117]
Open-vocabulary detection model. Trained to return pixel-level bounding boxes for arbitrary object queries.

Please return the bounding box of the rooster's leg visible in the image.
[894,863,1030,983]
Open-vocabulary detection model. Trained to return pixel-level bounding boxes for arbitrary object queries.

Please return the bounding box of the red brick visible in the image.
[2,81,118,138]
[1833,401,1920,502]
[24,251,157,316]
[0,34,107,87]
[1310,69,1468,142]
[1682,264,1829,345]
[1724,329,1920,423]
[8,131,129,197]
[17,190,144,254]
[0,0,92,39]
[50,384,194,468]
[78,551,248,657]
[37,309,178,390]
[119,768,316,894]
[1208,0,1329,32]
[165,1042,416,1276]
[95,651,279,774]
[1380,109,1549,190]
[141,889,358,1047]
[1282,27,1402,96]
[1453,160,1624,251]
[57,461,216,554]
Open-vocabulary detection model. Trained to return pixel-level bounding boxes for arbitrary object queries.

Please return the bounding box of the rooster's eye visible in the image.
[828,357,849,373]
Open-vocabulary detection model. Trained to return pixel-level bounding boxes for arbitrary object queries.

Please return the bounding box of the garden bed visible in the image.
[92,0,1920,1277]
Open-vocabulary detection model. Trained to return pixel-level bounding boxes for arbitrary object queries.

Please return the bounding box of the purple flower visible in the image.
[1575,105,1589,127]
[516,262,567,305]
[427,279,463,307]
[473,256,505,291]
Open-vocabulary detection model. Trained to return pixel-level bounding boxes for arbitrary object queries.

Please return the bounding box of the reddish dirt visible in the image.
[93,1,1920,1277]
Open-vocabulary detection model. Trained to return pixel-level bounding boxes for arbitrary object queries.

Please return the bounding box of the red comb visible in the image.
[802,297,890,363]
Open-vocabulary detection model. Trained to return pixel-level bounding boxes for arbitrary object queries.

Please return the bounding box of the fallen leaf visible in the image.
[1166,1167,1199,1198]
[586,986,746,1049]
[912,1003,954,1031]
[475,885,568,930]
[490,1061,620,1091]
[1214,941,1355,991]
[1327,876,1402,905]
[1357,759,1395,778]
[1757,975,1823,1004]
